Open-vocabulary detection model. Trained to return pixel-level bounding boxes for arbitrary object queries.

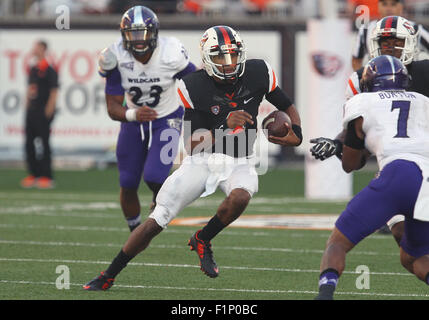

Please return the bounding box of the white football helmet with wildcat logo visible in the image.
[199,26,246,83]
[369,16,418,65]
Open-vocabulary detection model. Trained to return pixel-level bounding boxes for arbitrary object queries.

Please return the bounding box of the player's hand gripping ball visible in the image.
[262,110,291,139]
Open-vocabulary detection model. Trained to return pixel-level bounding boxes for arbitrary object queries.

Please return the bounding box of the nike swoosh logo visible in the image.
[244,97,254,104]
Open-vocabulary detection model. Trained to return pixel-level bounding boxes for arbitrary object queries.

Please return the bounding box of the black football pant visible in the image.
[25,109,53,179]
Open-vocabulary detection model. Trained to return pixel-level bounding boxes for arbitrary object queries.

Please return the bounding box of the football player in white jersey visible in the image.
[98,6,196,232]
[315,55,429,300]
[311,15,429,241]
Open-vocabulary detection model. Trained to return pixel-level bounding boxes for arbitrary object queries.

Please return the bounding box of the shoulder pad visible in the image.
[161,37,189,71]
[345,71,361,101]
[98,47,117,76]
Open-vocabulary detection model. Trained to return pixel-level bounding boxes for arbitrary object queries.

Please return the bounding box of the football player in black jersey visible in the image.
[83,25,302,290]
[310,16,429,246]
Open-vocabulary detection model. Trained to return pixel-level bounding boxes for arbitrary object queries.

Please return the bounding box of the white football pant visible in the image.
[149,153,258,228]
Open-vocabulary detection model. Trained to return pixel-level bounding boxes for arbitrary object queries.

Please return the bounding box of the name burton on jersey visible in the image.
[128,77,161,83]
[378,91,417,99]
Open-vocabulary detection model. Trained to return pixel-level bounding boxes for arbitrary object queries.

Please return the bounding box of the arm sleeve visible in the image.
[344,119,365,149]
[173,62,197,79]
[265,86,293,111]
[105,67,125,96]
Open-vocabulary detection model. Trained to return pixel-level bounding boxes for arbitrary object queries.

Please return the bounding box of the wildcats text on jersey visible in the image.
[128,77,161,83]
[104,36,191,118]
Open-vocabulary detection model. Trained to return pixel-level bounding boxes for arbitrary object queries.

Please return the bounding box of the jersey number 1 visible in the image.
[391,100,410,138]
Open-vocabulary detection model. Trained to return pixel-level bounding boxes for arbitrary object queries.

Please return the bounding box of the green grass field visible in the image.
[0,167,428,301]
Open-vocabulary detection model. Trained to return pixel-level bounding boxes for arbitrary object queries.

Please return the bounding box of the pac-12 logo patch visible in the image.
[211,105,220,115]
[311,52,343,78]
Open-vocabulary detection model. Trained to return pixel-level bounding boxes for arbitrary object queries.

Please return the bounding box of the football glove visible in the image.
[309,137,343,161]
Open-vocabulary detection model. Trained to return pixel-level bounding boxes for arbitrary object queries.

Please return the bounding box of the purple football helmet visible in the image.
[361,55,409,92]
[120,6,159,56]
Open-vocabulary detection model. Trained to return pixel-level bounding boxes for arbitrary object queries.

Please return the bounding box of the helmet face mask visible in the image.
[200,26,246,84]
[378,37,405,59]
[121,27,157,55]
[120,6,159,57]
[369,16,418,65]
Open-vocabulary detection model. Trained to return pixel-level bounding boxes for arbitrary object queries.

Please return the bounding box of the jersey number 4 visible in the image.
[130,85,163,107]
[391,100,410,138]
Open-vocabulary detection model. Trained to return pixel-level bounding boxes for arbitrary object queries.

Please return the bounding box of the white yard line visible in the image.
[0,239,397,257]
[0,223,271,237]
[0,256,412,277]
[0,223,392,240]
[0,192,345,204]
[0,278,426,298]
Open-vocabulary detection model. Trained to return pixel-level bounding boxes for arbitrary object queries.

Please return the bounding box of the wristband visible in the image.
[333,139,344,160]
[292,124,303,145]
[125,109,137,122]
[344,120,365,149]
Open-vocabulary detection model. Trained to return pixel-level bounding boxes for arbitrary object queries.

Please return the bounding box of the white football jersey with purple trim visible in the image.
[343,91,429,170]
[108,36,190,118]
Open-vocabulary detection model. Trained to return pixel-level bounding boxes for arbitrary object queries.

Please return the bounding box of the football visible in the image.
[262,110,291,138]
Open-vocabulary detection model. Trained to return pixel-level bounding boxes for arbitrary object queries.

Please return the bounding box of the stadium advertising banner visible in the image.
[0,29,281,157]
[298,19,353,199]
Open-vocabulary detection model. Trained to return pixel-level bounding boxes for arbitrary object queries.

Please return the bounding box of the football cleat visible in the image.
[83,271,115,291]
[20,175,36,188]
[188,230,219,278]
[36,177,54,189]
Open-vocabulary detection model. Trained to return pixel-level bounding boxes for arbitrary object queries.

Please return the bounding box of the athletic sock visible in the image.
[104,249,134,279]
[315,268,339,300]
[126,213,141,232]
[198,215,226,242]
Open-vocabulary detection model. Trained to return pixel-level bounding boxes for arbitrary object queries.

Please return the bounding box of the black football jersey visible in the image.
[178,59,281,158]
[357,59,429,97]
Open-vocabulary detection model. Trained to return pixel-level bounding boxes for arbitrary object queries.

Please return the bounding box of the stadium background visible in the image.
[1,0,429,172]
[1,0,429,301]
